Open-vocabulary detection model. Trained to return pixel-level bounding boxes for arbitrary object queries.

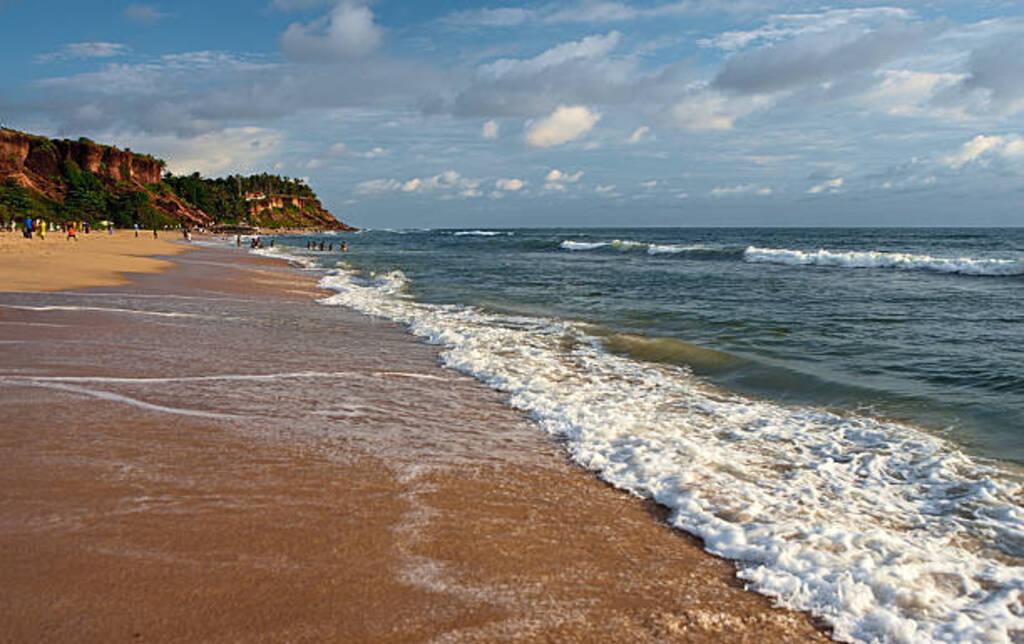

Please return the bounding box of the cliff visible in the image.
[245,193,350,230]
[0,129,353,230]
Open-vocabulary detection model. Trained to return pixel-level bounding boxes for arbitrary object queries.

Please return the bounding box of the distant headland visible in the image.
[0,128,356,231]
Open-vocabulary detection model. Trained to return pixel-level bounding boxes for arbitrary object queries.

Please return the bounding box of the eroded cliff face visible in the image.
[2,130,164,196]
[1,129,352,230]
[247,194,354,230]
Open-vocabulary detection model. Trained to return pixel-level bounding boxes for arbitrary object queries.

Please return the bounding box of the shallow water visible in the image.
[252,228,1024,643]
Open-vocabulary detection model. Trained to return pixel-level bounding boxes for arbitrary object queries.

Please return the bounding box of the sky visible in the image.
[2,0,1023,228]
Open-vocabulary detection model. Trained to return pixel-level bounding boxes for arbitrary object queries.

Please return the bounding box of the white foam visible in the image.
[744,246,1024,277]
[309,254,1024,644]
[452,230,513,237]
[2,379,240,419]
[561,239,714,255]
[0,304,206,318]
[560,240,607,251]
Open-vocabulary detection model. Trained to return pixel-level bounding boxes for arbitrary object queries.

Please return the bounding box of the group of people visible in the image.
[306,239,347,252]
[13,218,98,240]
[12,217,128,240]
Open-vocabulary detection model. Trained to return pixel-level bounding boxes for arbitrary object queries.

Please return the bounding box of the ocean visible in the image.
[256,228,1024,643]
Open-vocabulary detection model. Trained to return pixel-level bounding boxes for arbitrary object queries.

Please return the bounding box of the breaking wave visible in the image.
[291,246,1024,644]
[744,246,1024,277]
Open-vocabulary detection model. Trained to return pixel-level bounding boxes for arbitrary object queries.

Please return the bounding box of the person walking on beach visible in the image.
[23,217,32,239]
[37,219,46,240]
[107,221,113,235]
[153,226,158,239]
[134,222,139,238]
[67,222,77,241]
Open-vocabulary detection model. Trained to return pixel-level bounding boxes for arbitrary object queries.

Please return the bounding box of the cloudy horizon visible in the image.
[3,0,1023,227]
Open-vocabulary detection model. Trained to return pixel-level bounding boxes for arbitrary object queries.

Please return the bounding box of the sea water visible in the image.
[256,228,1024,643]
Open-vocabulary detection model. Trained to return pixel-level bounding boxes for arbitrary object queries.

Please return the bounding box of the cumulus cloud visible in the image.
[281,1,383,60]
[710,184,773,197]
[525,105,600,147]
[356,170,481,196]
[124,4,170,24]
[482,119,499,139]
[944,134,1024,169]
[860,70,965,117]
[495,178,525,191]
[670,88,773,131]
[36,42,129,63]
[545,169,584,183]
[806,177,844,194]
[126,126,282,175]
[627,125,650,144]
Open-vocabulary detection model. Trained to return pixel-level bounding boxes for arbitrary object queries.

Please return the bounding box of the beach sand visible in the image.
[0,240,830,641]
[0,228,191,292]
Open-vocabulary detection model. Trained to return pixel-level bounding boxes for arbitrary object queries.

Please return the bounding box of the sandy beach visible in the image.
[0,229,193,292]
[0,236,829,641]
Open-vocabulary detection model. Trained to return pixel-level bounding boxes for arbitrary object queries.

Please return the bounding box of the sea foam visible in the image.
[560,239,715,255]
[266,245,1024,643]
[744,246,1024,276]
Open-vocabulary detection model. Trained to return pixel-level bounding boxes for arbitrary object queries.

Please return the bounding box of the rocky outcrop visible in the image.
[247,194,355,230]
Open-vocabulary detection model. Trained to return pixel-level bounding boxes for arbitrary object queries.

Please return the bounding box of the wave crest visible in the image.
[744,246,1024,276]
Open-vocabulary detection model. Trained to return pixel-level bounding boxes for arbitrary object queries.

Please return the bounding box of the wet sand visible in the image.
[0,245,830,641]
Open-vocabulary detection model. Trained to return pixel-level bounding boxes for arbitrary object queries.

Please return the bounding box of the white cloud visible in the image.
[861,70,965,117]
[627,125,650,144]
[354,178,402,194]
[281,1,383,59]
[306,158,323,169]
[328,141,386,159]
[641,179,658,188]
[944,134,1024,169]
[359,170,480,196]
[698,8,914,52]
[806,177,844,194]
[710,184,773,197]
[482,119,499,139]
[526,105,600,147]
[36,42,129,63]
[595,184,616,193]
[124,4,170,24]
[479,32,621,79]
[670,89,773,131]
[129,127,282,176]
[545,169,584,183]
[442,7,533,28]
[495,178,525,191]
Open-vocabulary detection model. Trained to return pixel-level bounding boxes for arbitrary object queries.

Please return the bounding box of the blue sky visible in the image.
[2,0,1023,227]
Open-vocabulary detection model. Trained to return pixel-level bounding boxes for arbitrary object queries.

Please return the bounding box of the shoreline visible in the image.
[0,242,830,641]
